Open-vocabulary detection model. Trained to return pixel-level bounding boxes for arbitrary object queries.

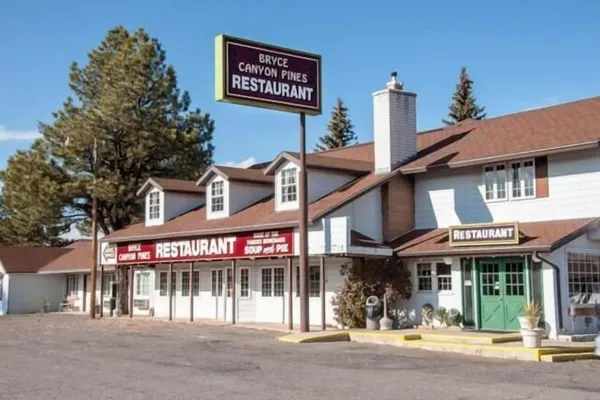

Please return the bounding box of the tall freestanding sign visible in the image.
[215,35,322,332]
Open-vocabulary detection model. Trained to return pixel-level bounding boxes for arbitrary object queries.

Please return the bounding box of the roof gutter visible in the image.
[395,245,551,258]
[401,140,600,174]
[532,251,564,332]
[102,221,298,244]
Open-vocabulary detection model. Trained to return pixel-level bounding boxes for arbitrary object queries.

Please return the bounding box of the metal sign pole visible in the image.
[299,112,310,332]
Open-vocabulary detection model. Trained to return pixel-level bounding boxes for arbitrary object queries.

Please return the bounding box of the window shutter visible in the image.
[535,156,549,198]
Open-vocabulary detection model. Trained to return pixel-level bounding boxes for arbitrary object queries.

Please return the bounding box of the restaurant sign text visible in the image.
[449,222,520,247]
[115,230,294,264]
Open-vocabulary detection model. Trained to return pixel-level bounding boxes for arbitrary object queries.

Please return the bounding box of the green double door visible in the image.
[479,259,527,331]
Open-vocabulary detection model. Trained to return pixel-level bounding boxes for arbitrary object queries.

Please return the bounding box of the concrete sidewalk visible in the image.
[277,329,598,362]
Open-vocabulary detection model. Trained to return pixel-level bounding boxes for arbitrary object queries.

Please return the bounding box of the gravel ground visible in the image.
[1,314,599,400]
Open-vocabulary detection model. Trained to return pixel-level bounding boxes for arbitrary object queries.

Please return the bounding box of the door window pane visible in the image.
[274,267,285,297]
[262,268,272,297]
[240,268,249,298]
[181,271,190,297]
[481,263,500,296]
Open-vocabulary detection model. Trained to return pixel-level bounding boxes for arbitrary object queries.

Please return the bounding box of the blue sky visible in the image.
[2,0,600,170]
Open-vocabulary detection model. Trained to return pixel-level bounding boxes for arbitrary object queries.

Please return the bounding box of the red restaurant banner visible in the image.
[115,230,294,264]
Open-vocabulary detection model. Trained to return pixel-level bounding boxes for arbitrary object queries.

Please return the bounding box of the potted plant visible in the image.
[520,302,544,348]
[40,298,50,315]
[434,307,448,328]
[518,302,542,329]
[447,308,463,330]
[422,303,434,328]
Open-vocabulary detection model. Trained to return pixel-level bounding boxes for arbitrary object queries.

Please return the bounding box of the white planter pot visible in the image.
[521,328,544,348]
[518,316,539,330]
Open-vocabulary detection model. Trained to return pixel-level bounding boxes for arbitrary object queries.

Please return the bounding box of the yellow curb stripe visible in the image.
[540,352,597,362]
[277,332,350,344]
[350,331,421,341]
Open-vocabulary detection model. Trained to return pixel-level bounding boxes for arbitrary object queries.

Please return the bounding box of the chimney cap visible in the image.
[387,71,403,90]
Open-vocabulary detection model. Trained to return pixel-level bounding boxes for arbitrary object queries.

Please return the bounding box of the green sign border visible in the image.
[215,34,322,116]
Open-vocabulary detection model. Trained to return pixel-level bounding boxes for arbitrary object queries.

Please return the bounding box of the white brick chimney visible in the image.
[373,72,417,174]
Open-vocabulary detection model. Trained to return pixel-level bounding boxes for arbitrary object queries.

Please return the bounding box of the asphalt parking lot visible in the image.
[1,314,599,400]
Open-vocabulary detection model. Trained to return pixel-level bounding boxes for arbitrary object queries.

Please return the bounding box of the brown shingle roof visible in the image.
[265,151,373,175]
[0,246,71,274]
[351,230,389,249]
[402,97,600,172]
[391,218,599,257]
[39,241,94,273]
[103,171,393,242]
[197,166,273,185]
[137,177,205,196]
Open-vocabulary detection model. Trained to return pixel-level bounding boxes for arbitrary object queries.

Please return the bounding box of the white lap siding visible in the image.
[150,257,347,325]
[396,258,463,327]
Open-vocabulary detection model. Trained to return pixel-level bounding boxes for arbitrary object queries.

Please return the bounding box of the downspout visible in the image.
[533,251,564,332]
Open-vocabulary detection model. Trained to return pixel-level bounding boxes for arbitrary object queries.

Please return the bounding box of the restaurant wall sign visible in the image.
[114,230,294,264]
[448,222,520,247]
[215,34,322,115]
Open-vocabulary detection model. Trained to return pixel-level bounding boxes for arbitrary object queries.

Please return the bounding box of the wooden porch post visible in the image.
[129,265,134,319]
[231,259,237,325]
[288,257,293,330]
[168,263,173,321]
[320,256,326,331]
[99,264,104,317]
[189,262,194,322]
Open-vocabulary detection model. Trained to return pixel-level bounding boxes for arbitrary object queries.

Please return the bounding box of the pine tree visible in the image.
[443,67,486,125]
[0,26,215,246]
[314,98,357,151]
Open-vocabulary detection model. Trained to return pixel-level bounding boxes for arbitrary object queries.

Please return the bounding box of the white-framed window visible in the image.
[568,252,600,305]
[159,271,176,296]
[148,191,161,220]
[211,269,223,297]
[226,268,233,298]
[436,263,452,292]
[261,267,285,297]
[483,159,535,201]
[0,276,3,301]
[135,272,150,296]
[192,271,200,296]
[296,266,321,297]
[511,160,535,199]
[102,273,114,296]
[483,160,535,201]
[211,181,224,212]
[417,264,432,292]
[280,168,297,203]
[159,272,167,296]
[417,262,453,292]
[66,275,79,296]
[240,268,250,298]
[483,164,507,201]
[181,271,190,297]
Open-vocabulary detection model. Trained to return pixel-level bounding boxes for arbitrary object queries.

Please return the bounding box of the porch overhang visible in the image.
[391,217,600,259]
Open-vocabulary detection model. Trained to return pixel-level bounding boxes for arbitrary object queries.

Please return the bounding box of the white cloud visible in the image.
[222,156,258,169]
[0,125,41,141]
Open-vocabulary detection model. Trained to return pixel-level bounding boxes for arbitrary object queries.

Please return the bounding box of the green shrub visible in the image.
[332,257,412,328]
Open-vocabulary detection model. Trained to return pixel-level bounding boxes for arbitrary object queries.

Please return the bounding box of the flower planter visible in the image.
[521,328,544,348]
[518,316,539,330]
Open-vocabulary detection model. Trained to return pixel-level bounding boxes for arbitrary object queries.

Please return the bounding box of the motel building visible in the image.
[39,74,597,339]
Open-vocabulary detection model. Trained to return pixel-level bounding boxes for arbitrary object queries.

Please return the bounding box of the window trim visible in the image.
[239,267,250,299]
[415,261,453,294]
[482,158,536,202]
[567,250,600,306]
[260,267,276,297]
[280,167,298,204]
[210,180,225,213]
[296,265,321,298]
[135,271,151,297]
[148,191,161,220]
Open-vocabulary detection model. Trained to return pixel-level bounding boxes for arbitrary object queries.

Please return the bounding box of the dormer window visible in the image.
[280,168,297,203]
[211,181,224,212]
[148,191,161,220]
